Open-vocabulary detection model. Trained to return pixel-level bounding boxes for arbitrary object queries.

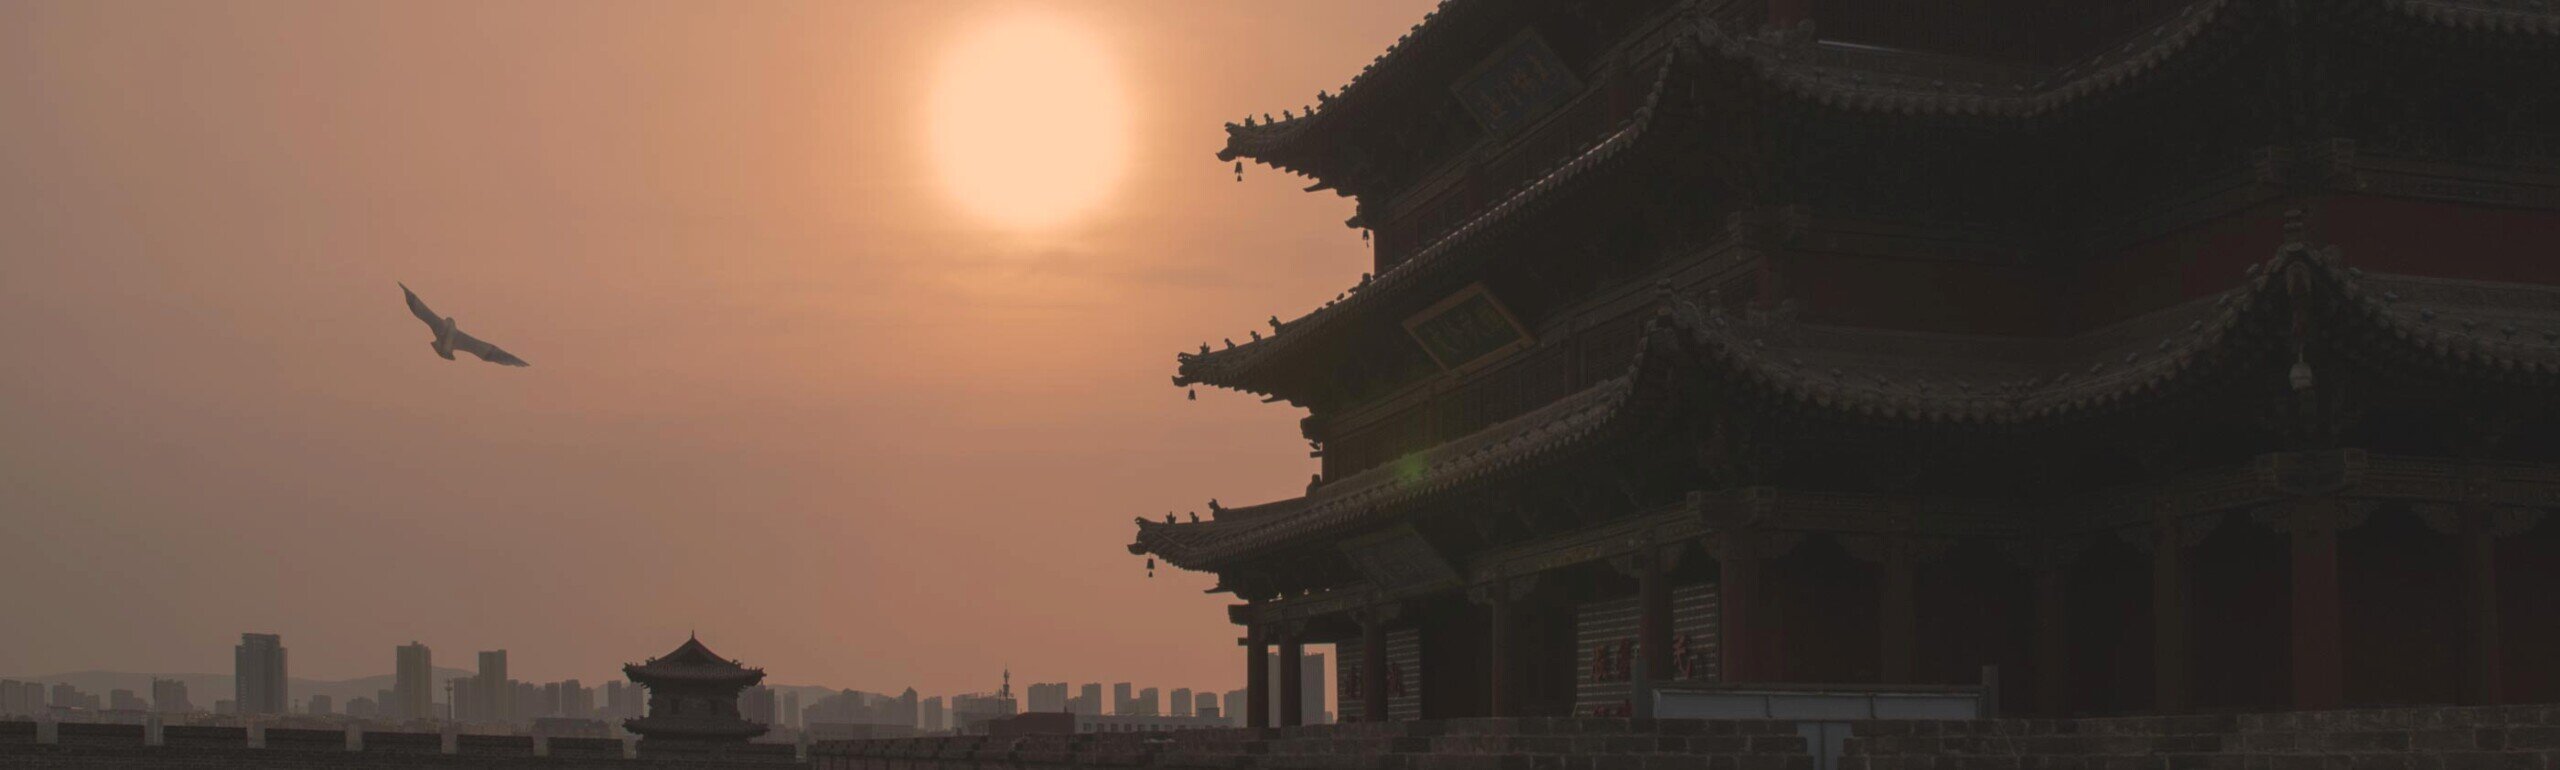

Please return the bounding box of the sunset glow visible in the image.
[927,14,1130,229]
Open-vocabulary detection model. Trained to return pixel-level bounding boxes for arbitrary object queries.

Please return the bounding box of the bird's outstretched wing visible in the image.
[449,330,530,367]
[400,283,440,329]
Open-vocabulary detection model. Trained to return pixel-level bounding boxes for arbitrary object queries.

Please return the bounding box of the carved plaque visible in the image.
[1403,284,1534,373]
[1452,32,1582,135]
[1338,525,1462,597]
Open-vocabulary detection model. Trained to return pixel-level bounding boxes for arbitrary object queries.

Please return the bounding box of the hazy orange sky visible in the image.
[0,1,1436,696]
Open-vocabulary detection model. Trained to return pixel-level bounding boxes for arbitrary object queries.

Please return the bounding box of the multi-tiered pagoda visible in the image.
[1134,0,2560,723]
[623,634,770,743]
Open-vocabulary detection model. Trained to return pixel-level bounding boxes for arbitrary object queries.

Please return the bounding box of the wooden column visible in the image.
[1878,542,1918,685]
[1638,557,1675,683]
[2291,505,2344,711]
[2257,499,2364,711]
[2422,503,2538,706]
[2008,536,2082,716]
[1718,544,1763,683]
[1487,593,1514,718]
[1845,531,1941,687]
[2458,508,2503,706]
[2032,568,2070,714]
[1359,611,1390,722]
[1708,528,1798,683]
[1468,579,1528,719]
[1277,628,1305,727]
[2150,516,2192,714]
[1245,625,1271,728]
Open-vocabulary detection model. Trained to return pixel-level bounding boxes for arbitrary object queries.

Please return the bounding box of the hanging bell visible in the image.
[1234,161,1243,182]
[1361,229,1370,244]
[2289,354,2315,391]
[1188,388,1197,401]
[1146,557,1156,578]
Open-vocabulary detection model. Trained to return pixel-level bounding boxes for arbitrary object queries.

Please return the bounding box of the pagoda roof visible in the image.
[1215,0,1515,186]
[1134,225,2560,571]
[1222,0,2560,176]
[623,634,765,686]
[1198,0,2560,399]
[1179,55,1681,400]
[1140,320,1685,571]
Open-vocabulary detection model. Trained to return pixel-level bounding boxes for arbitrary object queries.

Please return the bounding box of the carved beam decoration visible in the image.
[2256,449,2370,498]
[2414,503,2546,538]
[2000,534,2089,574]
[1838,533,1956,565]
[1465,572,1543,606]
[2250,499,2378,534]
[1348,601,1404,629]
[2119,508,2222,554]
[1607,540,1687,578]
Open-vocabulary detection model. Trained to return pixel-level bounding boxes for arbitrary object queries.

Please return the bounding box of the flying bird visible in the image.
[401,283,529,367]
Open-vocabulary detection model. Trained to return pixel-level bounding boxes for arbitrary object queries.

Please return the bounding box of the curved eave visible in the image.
[1175,55,1684,399]
[1140,232,2560,568]
[621,664,767,686]
[1658,242,2560,428]
[1139,320,1686,571]
[2385,0,2560,37]
[1216,0,1511,180]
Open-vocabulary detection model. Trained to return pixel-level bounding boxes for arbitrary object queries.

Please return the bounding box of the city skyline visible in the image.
[0,635,1330,724]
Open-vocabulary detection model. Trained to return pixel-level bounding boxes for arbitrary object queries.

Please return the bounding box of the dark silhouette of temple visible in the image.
[623,634,770,743]
[1134,0,2560,723]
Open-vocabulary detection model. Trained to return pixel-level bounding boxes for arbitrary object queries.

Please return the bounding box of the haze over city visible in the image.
[0,0,1434,694]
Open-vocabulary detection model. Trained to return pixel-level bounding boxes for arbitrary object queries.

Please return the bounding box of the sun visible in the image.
[926,14,1131,230]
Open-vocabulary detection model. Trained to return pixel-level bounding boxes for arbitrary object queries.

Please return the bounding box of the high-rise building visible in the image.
[1136,687,1159,716]
[234,633,287,715]
[1027,682,1067,713]
[561,679,592,718]
[1075,683,1102,716]
[448,677,476,722]
[0,681,35,716]
[51,682,82,709]
[308,694,334,716]
[1303,653,1330,725]
[393,642,433,721]
[919,695,945,732]
[604,680,640,721]
[1222,690,1245,727]
[1196,691,1220,719]
[896,688,920,727]
[109,689,147,712]
[781,690,800,729]
[512,680,539,723]
[151,678,193,713]
[347,697,379,719]
[474,650,508,722]
[1170,687,1193,717]
[741,686,778,725]
[1111,683,1132,715]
